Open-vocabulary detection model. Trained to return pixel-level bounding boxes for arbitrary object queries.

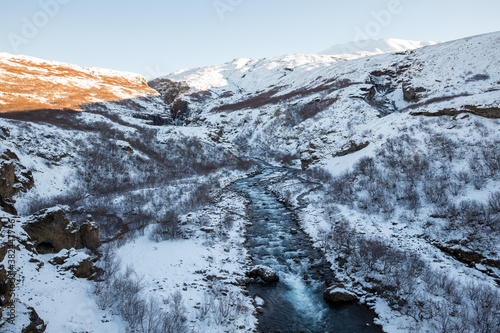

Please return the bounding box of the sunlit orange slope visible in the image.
[0,52,159,112]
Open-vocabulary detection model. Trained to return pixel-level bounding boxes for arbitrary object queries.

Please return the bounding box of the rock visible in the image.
[22,307,47,333]
[254,295,265,307]
[79,222,100,251]
[402,82,426,102]
[411,105,500,119]
[0,196,17,215]
[323,285,359,303]
[0,150,33,215]
[23,208,100,254]
[333,141,370,158]
[290,228,298,234]
[0,150,34,200]
[200,227,215,233]
[255,307,264,314]
[49,255,67,265]
[300,143,321,170]
[248,265,279,283]
[0,265,13,307]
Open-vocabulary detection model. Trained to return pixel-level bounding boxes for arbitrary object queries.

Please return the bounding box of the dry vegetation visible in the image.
[0,54,159,112]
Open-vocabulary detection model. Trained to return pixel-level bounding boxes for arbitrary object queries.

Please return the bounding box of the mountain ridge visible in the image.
[319,38,438,59]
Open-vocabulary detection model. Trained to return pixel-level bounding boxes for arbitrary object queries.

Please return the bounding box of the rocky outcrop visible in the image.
[300,141,322,170]
[410,105,500,119]
[323,285,359,303]
[0,150,34,215]
[402,83,427,102]
[68,258,99,279]
[79,222,100,251]
[21,307,47,333]
[0,265,13,308]
[147,78,191,122]
[49,252,100,279]
[23,208,100,254]
[333,141,370,158]
[248,265,279,283]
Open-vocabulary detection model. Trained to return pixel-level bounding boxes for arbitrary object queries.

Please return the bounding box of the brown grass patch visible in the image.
[211,78,359,112]
[0,55,159,112]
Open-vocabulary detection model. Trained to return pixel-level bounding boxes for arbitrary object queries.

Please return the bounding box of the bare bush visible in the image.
[149,210,180,242]
[353,156,377,178]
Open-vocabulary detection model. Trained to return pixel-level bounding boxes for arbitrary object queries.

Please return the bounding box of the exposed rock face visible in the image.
[333,141,370,158]
[0,265,13,308]
[402,83,427,102]
[22,208,100,254]
[411,105,500,119]
[49,253,100,279]
[79,223,100,251]
[0,150,34,214]
[300,141,322,170]
[323,285,359,303]
[148,78,191,122]
[21,307,47,333]
[248,265,279,283]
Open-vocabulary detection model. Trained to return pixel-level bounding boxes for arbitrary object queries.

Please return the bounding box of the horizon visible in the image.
[1,1,500,79]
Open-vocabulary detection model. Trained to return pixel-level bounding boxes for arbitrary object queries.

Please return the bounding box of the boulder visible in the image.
[49,251,100,279]
[323,285,359,303]
[79,222,100,251]
[248,265,279,283]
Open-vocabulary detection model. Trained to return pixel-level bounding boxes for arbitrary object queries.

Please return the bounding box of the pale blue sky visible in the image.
[1,0,499,79]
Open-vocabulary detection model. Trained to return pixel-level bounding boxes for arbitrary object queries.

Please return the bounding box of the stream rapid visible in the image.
[232,167,381,333]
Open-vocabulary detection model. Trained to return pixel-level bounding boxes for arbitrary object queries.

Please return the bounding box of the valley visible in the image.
[0,32,499,333]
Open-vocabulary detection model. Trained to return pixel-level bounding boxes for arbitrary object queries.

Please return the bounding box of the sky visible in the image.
[1,0,499,79]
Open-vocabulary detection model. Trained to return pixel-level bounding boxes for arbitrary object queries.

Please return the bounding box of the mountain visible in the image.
[1,31,499,333]
[319,38,439,60]
[150,32,499,167]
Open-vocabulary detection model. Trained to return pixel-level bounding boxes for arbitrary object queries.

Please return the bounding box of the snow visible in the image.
[319,38,438,59]
[0,246,127,333]
[112,190,257,332]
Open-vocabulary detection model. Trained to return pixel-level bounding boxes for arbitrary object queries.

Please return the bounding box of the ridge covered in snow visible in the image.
[319,38,438,59]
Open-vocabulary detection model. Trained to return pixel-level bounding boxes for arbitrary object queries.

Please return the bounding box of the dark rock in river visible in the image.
[248,265,279,283]
[323,285,359,303]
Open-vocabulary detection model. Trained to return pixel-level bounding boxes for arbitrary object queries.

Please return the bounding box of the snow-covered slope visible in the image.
[151,31,500,166]
[148,32,500,331]
[0,52,257,332]
[319,38,438,60]
[0,52,160,112]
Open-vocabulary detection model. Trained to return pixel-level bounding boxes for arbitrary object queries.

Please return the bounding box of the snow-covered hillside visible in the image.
[149,31,500,332]
[151,32,499,167]
[0,55,259,332]
[319,38,438,59]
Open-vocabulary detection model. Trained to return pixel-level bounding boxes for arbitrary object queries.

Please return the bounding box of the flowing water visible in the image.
[233,167,381,333]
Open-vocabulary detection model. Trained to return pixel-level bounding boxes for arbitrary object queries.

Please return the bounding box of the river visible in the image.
[232,166,381,333]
